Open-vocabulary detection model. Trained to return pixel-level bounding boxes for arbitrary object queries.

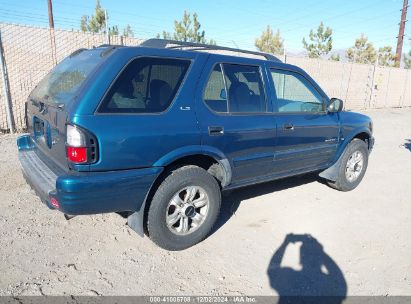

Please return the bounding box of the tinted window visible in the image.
[99,57,190,113]
[270,70,324,113]
[31,49,104,106]
[223,64,266,113]
[203,64,228,113]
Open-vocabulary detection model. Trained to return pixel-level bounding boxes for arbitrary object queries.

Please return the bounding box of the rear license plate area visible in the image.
[33,116,45,136]
[33,116,52,148]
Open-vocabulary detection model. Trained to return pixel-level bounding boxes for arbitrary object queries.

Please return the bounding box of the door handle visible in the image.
[283,123,294,131]
[208,126,224,136]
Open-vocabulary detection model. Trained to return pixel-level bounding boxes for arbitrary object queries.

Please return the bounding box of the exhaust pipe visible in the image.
[64,214,76,220]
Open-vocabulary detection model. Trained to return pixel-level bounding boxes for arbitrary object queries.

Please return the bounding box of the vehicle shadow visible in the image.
[403,139,411,152]
[212,173,321,234]
[267,234,347,304]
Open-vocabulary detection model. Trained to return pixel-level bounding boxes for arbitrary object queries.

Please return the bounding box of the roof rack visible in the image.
[140,39,281,62]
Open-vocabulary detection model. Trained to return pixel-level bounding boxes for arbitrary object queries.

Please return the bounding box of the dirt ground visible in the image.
[0,108,410,297]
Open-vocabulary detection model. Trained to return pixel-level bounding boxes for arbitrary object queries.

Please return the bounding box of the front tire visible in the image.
[327,139,369,192]
[147,165,221,250]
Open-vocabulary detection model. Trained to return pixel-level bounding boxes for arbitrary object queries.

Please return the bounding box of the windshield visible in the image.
[30,48,105,105]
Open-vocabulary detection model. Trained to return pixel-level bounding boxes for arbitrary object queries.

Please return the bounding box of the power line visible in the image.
[281,0,387,36]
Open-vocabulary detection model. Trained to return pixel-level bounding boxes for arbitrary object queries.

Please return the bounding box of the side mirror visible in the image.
[328,98,343,113]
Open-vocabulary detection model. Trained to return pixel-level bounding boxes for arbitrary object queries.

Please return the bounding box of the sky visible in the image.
[0,0,409,55]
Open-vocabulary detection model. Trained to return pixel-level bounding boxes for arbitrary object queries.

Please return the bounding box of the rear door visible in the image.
[27,48,106,170]
[196,56,277,185]
[267,67,340,173]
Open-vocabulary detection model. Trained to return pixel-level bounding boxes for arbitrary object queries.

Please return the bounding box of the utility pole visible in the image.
[47,0,57,65]
[47,0,54,29]
[395,0,408,66]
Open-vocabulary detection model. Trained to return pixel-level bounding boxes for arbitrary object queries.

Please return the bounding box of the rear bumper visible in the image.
[17,135,162,215]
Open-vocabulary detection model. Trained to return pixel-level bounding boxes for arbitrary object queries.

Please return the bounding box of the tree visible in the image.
[123,24,134,37]
[404,44,411,69]
[255,26,284,55]
[347,34,377,64]
[329,53,340,61]
[156,31,171,40]
[378,46,396,67]
[109,25,119,36]
[80,1,133,38]
[302,22,333,58]
[80,16,89,32]
[80,0,106,33]
[157,11,216,44]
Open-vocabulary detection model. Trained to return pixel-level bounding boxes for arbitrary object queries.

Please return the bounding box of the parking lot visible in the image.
[0,108,410,297]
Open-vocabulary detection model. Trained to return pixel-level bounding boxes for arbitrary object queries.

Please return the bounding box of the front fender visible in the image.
[335,127,372,162]
[320,127,372,182]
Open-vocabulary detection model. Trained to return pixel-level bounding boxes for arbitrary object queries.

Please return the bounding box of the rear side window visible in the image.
[203,63,266,113]
[99,57,191,113]
[31,49,104,106]
[203,65,228,113]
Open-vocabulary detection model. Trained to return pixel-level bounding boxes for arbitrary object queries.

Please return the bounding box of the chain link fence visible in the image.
[286,56,411,111]
[0,22,410,132]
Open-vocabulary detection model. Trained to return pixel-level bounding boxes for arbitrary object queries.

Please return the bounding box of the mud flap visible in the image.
[319,154,343,182]
[127,210,145,237]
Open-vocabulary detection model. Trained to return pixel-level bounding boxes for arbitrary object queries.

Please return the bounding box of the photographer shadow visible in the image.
[267,234,347,304]
[403,139,411,152]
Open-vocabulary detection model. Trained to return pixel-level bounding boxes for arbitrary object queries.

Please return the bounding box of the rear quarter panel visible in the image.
[70,47,209,171]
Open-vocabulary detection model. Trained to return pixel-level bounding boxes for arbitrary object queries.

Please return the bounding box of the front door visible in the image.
[196,57,277,186]
[267,68,340,174]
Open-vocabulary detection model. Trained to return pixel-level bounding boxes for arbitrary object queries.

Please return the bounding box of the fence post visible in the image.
[344,63,354,107]
[401,69,409,107]
[0,30,14,133]
[104,9,110,45]
[338,62,346,100]
[368,61,378,109]
[384,68,391,108]
[49,28,57,66]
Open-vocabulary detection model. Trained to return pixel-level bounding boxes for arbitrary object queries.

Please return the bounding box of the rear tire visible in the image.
[147,165,221,250]
[327,139,369,192]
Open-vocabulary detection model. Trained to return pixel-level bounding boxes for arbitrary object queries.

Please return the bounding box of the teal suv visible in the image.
[17,39,374,250]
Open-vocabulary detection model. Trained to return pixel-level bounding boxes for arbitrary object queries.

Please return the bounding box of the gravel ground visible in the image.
[0,108,410,297]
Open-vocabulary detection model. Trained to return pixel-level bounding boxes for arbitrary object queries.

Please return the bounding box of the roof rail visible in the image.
[140,39,281,62]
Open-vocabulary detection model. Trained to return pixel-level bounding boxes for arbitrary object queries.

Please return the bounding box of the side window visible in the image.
[203,63,267,114]
[270,69,324,113]
[203,64,228,113]
[99,57,190,113]
[223,64,266,113]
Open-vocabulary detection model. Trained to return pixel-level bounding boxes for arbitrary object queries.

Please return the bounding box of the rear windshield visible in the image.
[30,49,104,105]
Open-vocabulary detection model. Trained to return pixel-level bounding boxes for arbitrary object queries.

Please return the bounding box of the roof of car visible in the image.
[139,39,282,62]
[97,39,282,63]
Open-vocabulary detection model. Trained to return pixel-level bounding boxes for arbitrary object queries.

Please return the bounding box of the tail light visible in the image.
[66,124,98,164]
[50,197,60,209]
